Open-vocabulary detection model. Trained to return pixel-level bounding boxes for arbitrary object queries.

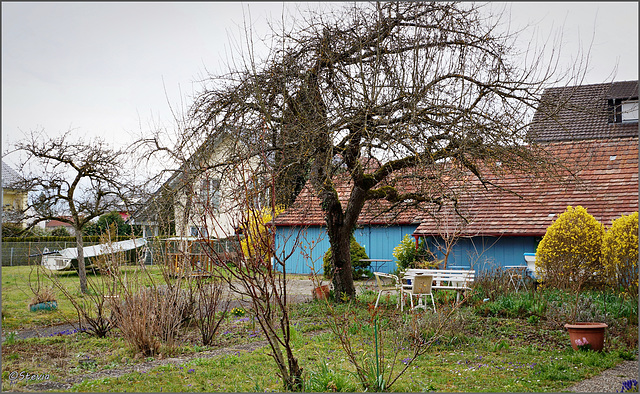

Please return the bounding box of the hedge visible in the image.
[2,235,138,243]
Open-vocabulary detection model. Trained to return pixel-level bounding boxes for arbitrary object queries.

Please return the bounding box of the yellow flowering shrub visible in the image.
[536,206,604,289]
[240,205,285,261]
[601,212,638,297]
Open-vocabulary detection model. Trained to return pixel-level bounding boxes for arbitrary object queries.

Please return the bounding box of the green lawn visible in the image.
[1,265,168,331]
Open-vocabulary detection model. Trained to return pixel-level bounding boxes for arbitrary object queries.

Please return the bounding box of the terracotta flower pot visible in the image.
[564,322,607,352]
[312,285,330,300]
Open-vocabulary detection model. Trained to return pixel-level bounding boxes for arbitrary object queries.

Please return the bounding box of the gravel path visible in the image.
[566,360,638,392]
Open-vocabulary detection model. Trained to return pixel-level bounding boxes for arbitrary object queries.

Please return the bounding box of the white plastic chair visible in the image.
[373,272,402,309]
[402,274,436,312]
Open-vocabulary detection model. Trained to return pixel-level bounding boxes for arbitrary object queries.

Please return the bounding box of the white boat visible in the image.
[42,238,147,271]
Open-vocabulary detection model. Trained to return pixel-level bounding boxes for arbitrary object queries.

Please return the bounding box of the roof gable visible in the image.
[2,161,23,189]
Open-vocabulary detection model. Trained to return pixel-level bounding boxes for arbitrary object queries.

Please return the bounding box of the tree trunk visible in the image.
[329,230,356,300]
[321,182,369,300]
[75,229,88,294]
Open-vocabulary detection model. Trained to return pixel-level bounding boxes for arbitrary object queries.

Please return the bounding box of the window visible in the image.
[190,226,208,238]
[199,178,221,210]
[609,98,639,123]
[621,100,639,122]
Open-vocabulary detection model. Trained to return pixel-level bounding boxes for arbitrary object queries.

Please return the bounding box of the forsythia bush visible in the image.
[601,212,638,297]
[536,206,604,289]
[240,205,285,261]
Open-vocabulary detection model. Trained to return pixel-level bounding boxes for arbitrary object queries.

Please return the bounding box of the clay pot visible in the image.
[312,285,330,300]
[564,322,608,352]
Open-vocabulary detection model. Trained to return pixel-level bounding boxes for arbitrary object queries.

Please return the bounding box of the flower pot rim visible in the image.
[28,300,57,307]
[564,322,608,329]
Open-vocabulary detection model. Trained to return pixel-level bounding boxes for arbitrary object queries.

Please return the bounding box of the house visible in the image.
[45,218,76,235]
[413,137,638,270]
[414,80,638,271]
[273,173,423,274]
[130,131,266,240]
[273,81,639,275]
[2,160,28,227]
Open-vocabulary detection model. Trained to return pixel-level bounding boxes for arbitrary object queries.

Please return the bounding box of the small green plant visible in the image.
[527,315,540,325]
[3,331,18,345]
[305,360,357,392]
[231,307,246,317]
[393,235,435,273]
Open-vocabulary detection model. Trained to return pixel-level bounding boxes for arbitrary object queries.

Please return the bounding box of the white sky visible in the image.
[2,2,638,169]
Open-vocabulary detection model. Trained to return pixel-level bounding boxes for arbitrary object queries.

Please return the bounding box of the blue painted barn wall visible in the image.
[274,225,418,275]
[421,235,539,275]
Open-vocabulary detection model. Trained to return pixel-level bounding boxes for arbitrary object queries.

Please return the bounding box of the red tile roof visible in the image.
[45,219,74,228]
[272,172,424,227]
[414,137,638,236]
[528,81,638,142]
[274,138,638,237]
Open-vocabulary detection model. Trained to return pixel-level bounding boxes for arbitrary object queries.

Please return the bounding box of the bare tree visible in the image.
[186,2,585,299]
[13,130,130,293]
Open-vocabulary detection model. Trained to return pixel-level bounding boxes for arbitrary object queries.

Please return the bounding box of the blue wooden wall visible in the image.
[274,225,539,276]
[274,225,418,275]
[422,235,539,275]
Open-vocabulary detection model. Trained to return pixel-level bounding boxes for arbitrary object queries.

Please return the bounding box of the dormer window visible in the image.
[609,97,639,123]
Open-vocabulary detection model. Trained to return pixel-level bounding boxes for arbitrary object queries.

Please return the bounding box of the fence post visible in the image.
[10,247,13,266]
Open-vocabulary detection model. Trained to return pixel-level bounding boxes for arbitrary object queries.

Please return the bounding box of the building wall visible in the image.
[274,224,418,275]
[2,189,28,227]
[420,235,539,274]
[274,224,540,276]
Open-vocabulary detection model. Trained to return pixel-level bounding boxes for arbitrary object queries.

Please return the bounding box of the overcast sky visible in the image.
[2,2,638,169]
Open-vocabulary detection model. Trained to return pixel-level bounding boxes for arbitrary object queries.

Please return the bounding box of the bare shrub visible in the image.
[45,263,117,338]
[154,282,195,347]
[471,261,513,299]
[109,270,194,357]
[193,277,230,346]
[110,287,161,357]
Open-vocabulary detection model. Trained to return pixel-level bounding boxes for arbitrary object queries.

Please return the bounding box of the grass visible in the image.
[1,266,638,392]
[30,313,632,392]
[2,265,173,331]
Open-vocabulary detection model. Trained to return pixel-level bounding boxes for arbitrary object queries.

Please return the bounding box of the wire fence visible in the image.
[1,241,91,266]
[2,238,240,267]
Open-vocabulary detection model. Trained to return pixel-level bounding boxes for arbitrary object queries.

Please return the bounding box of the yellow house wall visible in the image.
[2,189,27,212]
